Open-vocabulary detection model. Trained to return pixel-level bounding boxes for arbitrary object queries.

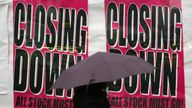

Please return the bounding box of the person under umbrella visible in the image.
[73,82,110,108]
[51,52,155,108]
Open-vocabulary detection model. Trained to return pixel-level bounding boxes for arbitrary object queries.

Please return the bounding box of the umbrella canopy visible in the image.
[51,52,154,90]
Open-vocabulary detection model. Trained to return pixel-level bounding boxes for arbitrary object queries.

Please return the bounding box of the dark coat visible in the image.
[73,83,110,108]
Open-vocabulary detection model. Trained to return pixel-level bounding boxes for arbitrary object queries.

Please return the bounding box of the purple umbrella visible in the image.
[51,52,154,90]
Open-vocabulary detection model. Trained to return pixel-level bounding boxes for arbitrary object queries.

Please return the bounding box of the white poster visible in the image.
[182,0,192,107]
[0,1,9,95]
[0,0,14,107]
[88,0,106,56]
